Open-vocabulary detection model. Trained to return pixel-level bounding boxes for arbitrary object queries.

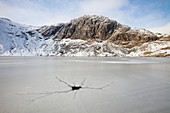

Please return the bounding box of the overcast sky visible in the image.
[0,0,170,34]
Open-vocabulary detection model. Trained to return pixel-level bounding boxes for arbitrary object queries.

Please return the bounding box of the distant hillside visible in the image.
[0,15,170,57]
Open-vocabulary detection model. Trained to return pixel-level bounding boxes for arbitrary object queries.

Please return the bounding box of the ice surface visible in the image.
[0,57,170,113]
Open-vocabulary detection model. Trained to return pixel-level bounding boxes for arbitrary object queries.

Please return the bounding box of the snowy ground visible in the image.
[0,57,170,113]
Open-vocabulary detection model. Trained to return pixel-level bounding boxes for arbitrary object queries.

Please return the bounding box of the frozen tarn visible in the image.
[68,59,158,64]
[1,57,170,113]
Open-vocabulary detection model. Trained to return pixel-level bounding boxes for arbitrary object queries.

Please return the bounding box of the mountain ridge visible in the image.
[0,15,170,57]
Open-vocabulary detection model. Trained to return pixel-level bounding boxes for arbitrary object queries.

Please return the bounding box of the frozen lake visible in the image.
[0,57,170,113]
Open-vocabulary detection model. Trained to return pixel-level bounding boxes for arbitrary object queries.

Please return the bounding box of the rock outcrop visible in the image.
[40,15,159,48]
[55,15,121,41]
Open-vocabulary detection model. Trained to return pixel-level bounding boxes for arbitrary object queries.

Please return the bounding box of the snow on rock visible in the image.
[54,39,127,57]
[0,17,170,57]
[129,41,170,57]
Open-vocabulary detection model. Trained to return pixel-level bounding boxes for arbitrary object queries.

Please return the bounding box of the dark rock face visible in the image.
[38,15,159,44]
[39,24,65,37]
[110,27,159,42]
[41,15,122,40]
[160,35,170,41]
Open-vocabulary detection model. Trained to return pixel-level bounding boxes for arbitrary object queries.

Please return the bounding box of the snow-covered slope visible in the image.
[0,16,170,57]
[0,18,57,56]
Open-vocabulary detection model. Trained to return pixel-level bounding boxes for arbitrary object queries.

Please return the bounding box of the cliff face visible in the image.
[0,16,170,57]
[40,15,159,48]
[40,15,121,41]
